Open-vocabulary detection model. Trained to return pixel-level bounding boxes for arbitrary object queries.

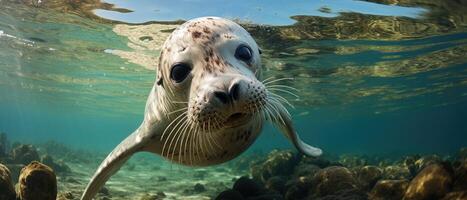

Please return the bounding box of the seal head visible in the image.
[153,17,266,165]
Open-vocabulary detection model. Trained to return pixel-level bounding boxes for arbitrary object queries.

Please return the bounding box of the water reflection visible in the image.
[0,0,466,116]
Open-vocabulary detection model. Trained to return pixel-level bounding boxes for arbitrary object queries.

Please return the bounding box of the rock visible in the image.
[140,192,166,200]
[232,153,262,172]
[414,155,441,172]
[251,150,300,182]
[265,176,287,194]
[403,163,453,200]
[382,165,411,180]
[441,191,467,200]
[453,159,467,191]
[356,165,382,190]
[18,161,57,200]
[57,192,74,200]
[0,164,16,200]
[311,166,358,198]
[300,156,331,169]
[312,188,366,200]
[98,186,110,196]
[247,193,284,200]
[40,154,71,173]
[369,179,409,200]
[193,183,206,193]
[233,176,264,197]
[339,154,367,168]
[293,164,320,178]
[12,145,40,165]
[458,147,467,161]
[215,189,245,200]
[284,178,310,200]
[183,183,206,195]
[402,155,420,177]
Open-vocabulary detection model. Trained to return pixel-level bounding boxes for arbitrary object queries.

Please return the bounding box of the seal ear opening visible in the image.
[258,48,262,55]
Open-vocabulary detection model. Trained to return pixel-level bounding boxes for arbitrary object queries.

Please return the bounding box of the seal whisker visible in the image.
[193,125,202,162]
[168,115,188,162]
[267,88,299,98]
[261,76,276,83]
[204,120,217,153]
[268,92,295,108]
[266,84,299,92]
[266,99,286,125]
[177,118,191,164]
[161,110,188,141]
[161,111,188,157]
[179,117,192,164]
[172,101,189,104]
[263,77,294,85]
[264,101,278,123]
[168,107,188,116]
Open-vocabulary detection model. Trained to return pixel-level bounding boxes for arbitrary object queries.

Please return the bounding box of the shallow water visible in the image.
[0,0,467,199]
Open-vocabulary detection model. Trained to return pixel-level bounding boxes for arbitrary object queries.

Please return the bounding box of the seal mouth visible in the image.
[225,112,249,128]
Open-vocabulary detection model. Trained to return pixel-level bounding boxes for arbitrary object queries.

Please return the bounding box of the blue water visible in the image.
[1,0,467,158]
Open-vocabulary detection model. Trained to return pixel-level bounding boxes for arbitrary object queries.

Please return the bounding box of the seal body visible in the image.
[81,17,322,200]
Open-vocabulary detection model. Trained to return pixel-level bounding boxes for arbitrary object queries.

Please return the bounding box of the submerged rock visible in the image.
[57,192,74,200]
[369,179,409,200]
[339,154,367,168]
[441,191,467,200]
[215,189,244,200]
[233,176,265,197]
[140,192,166,200]
[403,163,453,200]
[0,163,16,200]
[356,165,383,190]
[251,150,300,182]
[284,177,311,200]
[293,164,321,178]
[382,165,411,180]
[265,176,287,194]
[414,155,442,172]
[311,166,358,198]
[18,161,57,200]
[40,154,71,173]
[12,145,40,165]
[453,159,467,191]
[458,147,467,161]
[312,188,367,200]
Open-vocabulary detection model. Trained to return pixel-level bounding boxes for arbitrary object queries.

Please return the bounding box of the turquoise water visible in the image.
[1,0,467,158]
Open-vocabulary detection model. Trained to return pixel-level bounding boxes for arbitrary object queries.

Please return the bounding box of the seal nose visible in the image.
[214,91,230,104]
[213,81,242,104]
[229,82,240,101]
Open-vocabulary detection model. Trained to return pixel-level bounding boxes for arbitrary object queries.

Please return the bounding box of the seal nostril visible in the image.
[230,82,240,101]
[214,91,229,104]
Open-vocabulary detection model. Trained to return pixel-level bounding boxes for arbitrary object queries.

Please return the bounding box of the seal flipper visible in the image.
[81,129,147,200]
[276,108,323,157]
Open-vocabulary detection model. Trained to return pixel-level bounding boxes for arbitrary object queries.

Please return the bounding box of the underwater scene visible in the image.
[1,0,467,199]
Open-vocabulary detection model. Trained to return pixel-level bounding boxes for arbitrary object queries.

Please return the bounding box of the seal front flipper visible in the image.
[275,106,322,157]
[80,127,149,200]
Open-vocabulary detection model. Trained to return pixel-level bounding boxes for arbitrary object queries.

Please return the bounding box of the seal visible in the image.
[81,17,322,200]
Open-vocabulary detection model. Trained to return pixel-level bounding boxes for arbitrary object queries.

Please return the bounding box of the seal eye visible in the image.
[235,45,252,62]
[170,63,191,83]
